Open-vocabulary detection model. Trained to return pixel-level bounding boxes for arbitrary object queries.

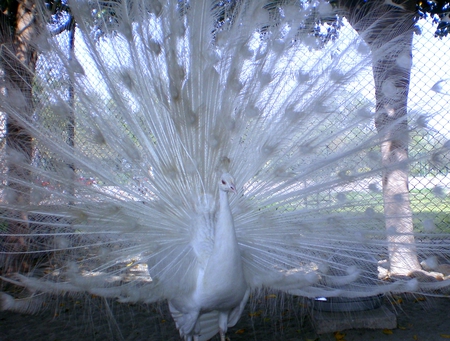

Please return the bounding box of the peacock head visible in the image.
[219,173,236,193]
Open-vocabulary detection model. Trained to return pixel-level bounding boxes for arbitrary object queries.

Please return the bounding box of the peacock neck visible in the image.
[219,190,231,213]
[214,189,238,249]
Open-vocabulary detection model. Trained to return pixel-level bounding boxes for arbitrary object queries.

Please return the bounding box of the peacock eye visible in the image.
[222,180,226,185]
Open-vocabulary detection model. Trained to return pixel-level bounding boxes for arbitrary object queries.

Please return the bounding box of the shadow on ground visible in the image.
[0,293,449,341]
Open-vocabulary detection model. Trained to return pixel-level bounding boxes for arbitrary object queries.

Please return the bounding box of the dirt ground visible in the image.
[0,295,450,341]
[0,293,449,341]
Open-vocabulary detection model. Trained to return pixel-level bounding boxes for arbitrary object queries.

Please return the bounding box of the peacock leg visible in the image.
[218,311,228,341]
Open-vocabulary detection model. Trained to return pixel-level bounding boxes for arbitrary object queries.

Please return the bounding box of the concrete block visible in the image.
[310,305,397,334]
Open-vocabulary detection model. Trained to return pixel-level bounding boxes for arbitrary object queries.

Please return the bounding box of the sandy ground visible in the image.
[0,293,449,341]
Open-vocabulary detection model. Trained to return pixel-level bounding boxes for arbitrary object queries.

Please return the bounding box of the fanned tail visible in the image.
[0,0,449,316]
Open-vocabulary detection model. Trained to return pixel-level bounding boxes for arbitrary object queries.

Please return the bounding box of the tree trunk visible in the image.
[343,1,421,275]
[372,27,421,275]
[1,0,39,270]
[67,16,76,203]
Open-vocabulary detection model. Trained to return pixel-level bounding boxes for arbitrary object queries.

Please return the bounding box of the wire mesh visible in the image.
[1,14,449,238]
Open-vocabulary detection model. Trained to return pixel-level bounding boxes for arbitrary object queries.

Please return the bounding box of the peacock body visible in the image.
[1,1,450,340]
[165,174,249,340]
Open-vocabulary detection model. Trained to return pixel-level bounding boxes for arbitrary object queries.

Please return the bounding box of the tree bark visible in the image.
[67,15,76,203]
[342,1,421,275]
[1,0,39,270]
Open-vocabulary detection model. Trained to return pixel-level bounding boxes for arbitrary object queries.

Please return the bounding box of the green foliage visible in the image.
[287,186,449,233]
[341,187,450,232]
[410,188,450,233]
[416,0,450,37]
[336,0,450,37]
[409,131,450,176]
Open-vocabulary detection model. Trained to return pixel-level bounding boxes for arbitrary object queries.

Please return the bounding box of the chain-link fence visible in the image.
[1,14,449,236]
[408,20,450,234]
